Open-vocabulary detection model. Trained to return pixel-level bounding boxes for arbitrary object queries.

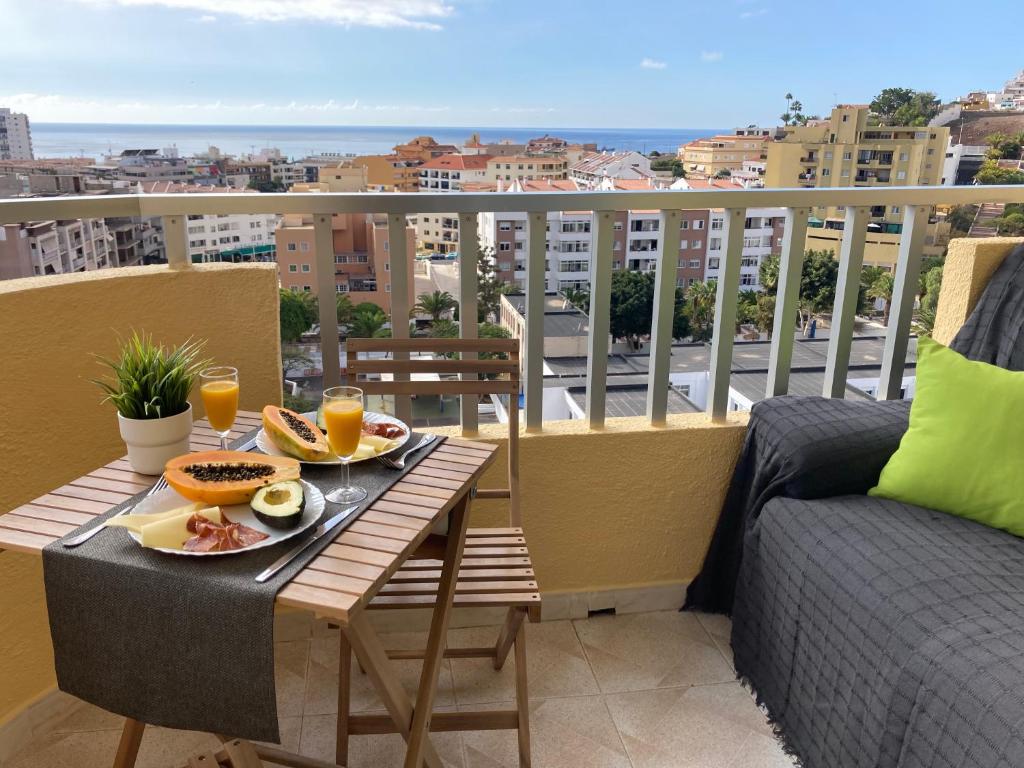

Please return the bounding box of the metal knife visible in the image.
[237,435,259,452]
[255,505,360,583]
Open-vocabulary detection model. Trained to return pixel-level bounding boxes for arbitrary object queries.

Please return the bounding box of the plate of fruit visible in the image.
[256,405,410,465]
[104,451,324,556]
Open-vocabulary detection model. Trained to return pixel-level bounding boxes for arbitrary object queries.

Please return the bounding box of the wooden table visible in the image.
[0,410,499,768]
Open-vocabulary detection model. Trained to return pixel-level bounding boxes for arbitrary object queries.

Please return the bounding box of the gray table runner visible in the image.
[42,430,444,743]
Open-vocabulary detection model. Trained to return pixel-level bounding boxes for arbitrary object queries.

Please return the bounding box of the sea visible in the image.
[30,123,727,160]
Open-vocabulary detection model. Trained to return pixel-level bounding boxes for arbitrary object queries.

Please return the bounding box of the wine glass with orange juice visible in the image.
[199,366,239,450]
[322,386,367,504]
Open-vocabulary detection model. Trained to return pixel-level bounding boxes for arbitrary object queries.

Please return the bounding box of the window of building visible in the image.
[841,169,850,177]
[288,264,297,273]
[499,242,511,251]
[287,243,297,251]
[900,152,908,162]
[613,222,623,231]
[301,264,310,273]
[896,170,907,180]
[842,151,851,161]
[708,257,720,269]
[499,222,511,231]
[710,219,723,230]
[689,259,700,268]
[678,257,688,268]
[613,241,621,251]
[692,239,703,249]
[515,241,524,250]
[709,237,721,250]
[680,220,689,230]
[821,168,831,176]
[303,285,311,292]
[499,262,512,271]
[694,220,705,230]
[824,151,833,160]
[680,239,688,249]
[842,114,849,122]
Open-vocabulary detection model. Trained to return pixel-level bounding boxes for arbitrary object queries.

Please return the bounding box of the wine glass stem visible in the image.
[220,433,228,451]
[341,459,350,489]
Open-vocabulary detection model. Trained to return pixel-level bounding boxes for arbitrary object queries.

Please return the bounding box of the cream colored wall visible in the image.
[933,236,1024,345]
[0,262,282,726]
[443,412,748,593]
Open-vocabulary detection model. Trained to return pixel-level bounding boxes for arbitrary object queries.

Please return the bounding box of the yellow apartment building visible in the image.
[677,134,770,178]
[347,154,421,192]
[484,155,568,184]
[764,105,950,266]
[318,164,368,192]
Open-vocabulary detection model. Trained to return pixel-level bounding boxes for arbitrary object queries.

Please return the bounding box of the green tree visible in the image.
[348,302,390,338]
[946,205,977,235]
[475,244,513,322]
[916,265,944,336]
[279,289,318,343]
[478,321,514,377]
[975,159,1024,185]
[650,156,686,178]
[754,293,776,339]
[413,290,457,323]
[609,271,655,350]
[984,132,1024,160]
[686,279,718,342]
[759,250,839,334]
[336,293,354,327]
[562,287,590,313]
[867,272,896,325]
[870,87,939,126]
[248,179,287,193]
[428,318,459,339]
[995,212,1024,235]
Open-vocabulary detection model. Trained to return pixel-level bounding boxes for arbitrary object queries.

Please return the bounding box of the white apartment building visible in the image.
[141,182,279,263]
[703,208,786,290]
[416,154,493,255]
[0,108,33,161]
[569,151,653,187]
[0,218,112,279]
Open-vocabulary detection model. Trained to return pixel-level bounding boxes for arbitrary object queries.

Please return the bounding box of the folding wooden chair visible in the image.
[339,337,539,767]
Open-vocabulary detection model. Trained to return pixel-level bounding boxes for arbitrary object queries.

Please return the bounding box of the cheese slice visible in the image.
[139,507,223,550]
[360,434,396,454]
[105,502,203,533]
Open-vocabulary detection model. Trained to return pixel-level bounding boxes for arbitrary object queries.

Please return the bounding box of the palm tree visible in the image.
[336,293,354,327]
[413,290,457,323]
[686,280,717,341]
[348,305,390,338]
[562,288,590,313]
[867,273,896,325]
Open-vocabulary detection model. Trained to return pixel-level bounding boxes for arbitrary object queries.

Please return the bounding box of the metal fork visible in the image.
[62,475,168,548]
[376,434,437,470]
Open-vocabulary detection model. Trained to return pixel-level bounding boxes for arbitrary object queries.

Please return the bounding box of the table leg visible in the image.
[403,494,471,768]
[344,614,444,768]
[112,717,145,768]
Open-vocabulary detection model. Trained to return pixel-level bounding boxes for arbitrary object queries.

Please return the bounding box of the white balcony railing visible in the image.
[3,185,1024,435]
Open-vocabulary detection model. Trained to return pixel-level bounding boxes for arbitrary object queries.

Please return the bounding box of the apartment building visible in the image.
[415,154,494,255]
[569,151,653,187]
[0,218,112,279]
[223,161,272,189]
[274,188,415,313]
[677,134,770,178]
[139,182,279,263]
[478,179,709,292]
[102,149,191,183]
[484,156,568,184]
[0,108,33,161]
[318,164,367,192]
[348,155,421,192]
[764,104,950,266]
[393,136,458,163]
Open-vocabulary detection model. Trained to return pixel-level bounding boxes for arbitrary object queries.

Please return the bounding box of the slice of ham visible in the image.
[361,421,406,440]
[183,511,269,552]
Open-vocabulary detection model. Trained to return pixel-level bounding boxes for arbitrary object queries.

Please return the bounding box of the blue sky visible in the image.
[1,0,1019,128]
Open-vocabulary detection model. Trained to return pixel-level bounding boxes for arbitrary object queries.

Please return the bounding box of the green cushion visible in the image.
[869,336,1024,536]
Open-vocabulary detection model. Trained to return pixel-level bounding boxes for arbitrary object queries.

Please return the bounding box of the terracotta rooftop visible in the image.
[139,181,254,194]
[420,154,493,171]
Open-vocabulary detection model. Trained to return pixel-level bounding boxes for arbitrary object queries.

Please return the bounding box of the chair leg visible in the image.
[112,718,145,768]
[514,621,531,768]
[493,607,526,671]
[337,631,352,766]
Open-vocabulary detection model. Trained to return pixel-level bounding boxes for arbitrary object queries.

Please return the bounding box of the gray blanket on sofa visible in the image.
[733,494,1024,768]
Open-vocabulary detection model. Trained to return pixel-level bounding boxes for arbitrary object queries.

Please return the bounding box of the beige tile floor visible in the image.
[5,610,794,768]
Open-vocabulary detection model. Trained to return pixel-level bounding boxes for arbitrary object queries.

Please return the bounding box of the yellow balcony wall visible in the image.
[0,263,282,727]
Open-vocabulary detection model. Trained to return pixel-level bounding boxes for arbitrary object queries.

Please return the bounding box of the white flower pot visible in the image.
[117,404,194,475]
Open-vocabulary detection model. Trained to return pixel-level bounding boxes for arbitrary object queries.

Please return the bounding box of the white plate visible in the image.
[255,410,410,466]
[126,480,325,556]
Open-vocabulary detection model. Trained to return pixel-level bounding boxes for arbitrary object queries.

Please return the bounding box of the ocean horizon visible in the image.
[31,122,729,160]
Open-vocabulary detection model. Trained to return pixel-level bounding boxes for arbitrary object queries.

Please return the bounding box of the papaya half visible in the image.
[262,405,331,461]
[165,451,301,506]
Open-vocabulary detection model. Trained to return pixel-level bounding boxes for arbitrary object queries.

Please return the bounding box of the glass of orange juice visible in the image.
[322,386,367,504]
[199,366,239,450]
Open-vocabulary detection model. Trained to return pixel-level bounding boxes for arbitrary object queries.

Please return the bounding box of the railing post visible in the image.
[707,208,746,422]
[823,206,869,398]
[766,207,810,397]
[646,209,681,425]
[313,214,342,389]
[877,204,928,400]
[458,212,480,435]
[523,211,546,432]
[586,210,615,429]
[388,213,413,425]
[162,214,190,269]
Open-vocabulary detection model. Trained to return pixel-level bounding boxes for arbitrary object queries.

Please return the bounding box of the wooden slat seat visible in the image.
[370,529,541,618]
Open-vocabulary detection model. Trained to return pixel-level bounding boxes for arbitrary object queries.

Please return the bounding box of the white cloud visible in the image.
[195,14,216,22]
[489,106,556,114]
[700,50,723,62]
[0,92,451,123]
[640,57,667,70]
[67,0,454,30]
[739,8,767,18]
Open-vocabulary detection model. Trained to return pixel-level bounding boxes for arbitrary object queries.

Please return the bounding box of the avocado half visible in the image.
[250,480,305,529]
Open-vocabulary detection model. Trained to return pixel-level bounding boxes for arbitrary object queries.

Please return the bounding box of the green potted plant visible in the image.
[94,331,210,474]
